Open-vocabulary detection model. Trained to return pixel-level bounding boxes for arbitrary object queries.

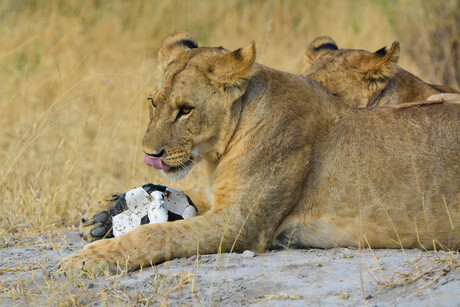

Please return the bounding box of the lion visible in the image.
[303,36,459,107]
[62,31,460,274]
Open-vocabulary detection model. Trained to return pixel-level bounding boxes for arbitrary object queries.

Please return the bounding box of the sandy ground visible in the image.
[0,231,459,306]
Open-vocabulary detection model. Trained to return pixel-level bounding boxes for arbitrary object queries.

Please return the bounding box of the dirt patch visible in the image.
[0,231,459,305]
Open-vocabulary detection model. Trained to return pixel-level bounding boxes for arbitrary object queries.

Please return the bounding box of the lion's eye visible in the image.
[180,106,192,114]
[177,106,193,118]
[147,97,156,108]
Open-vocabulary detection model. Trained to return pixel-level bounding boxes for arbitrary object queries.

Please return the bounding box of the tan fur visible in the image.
[303,36,459,107]
[63,32,460,274]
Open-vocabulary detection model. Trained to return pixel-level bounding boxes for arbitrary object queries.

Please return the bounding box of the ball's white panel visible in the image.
[124,187,152,217]
[148,206,168,223]
[164,187,190,215]
[150,191,164,204]
[113,210,141,237]
[147,191,168,223]
[182,205,197,219]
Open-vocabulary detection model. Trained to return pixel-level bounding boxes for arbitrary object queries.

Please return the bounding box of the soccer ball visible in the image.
[112,183,197,237]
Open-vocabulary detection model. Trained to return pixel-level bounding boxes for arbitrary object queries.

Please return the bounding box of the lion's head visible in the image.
[142,31,257,181]
[303,36,401,107]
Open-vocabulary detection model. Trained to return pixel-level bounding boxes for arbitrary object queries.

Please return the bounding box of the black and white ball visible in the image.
[112,184,197,237]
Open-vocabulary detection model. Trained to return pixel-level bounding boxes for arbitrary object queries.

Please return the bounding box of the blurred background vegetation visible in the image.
[0,0,458,242]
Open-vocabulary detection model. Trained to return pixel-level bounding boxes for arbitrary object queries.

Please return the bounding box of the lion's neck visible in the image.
[374,68,440,106]
[252,66,348,126]
[208,65,347,170]
[206,97,244,163]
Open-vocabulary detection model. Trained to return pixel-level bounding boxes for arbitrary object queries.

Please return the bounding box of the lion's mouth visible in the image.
[144,155,193,172]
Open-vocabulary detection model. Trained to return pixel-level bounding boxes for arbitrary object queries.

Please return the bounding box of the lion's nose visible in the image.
[145,149,166,158]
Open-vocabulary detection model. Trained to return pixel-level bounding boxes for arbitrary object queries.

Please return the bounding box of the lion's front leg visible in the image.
[62,208,261,275]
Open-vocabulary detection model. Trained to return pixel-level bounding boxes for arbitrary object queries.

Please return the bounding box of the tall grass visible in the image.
[0,0,457,242]
[375,0,459,89]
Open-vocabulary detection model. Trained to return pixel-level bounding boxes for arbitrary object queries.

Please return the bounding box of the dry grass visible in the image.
[365,248,460,296]
[0,264,197,305]
[374,0,460,89]
[0,0,458,305]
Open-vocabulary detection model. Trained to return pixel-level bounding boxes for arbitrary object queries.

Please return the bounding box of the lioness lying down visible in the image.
[303,36,459,107]
[62,31,460,274]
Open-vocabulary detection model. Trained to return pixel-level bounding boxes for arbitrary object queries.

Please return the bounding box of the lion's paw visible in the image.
[61,252,110,276]
[60,241,123,276]
[79,193,121,242]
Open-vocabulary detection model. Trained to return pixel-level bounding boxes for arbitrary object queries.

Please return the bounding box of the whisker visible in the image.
[179,160,191,172]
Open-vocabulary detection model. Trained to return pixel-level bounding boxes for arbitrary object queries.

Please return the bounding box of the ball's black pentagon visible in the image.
[111,193,128,216]
[140,215,150,225]
[142,183,167,194]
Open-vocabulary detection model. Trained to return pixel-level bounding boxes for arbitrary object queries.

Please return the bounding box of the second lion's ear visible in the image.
[304,36,338,68]
[207,41,257,101]
[158,30,199,70]
[357,41,400,90]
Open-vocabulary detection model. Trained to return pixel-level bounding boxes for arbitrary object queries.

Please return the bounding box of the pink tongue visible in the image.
[144,155,171,171]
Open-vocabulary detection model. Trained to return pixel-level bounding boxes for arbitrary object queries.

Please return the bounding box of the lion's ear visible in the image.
[208,41,257,101]
[358,41,400,89]
[304,36,338,68]
[158,30,198,70]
